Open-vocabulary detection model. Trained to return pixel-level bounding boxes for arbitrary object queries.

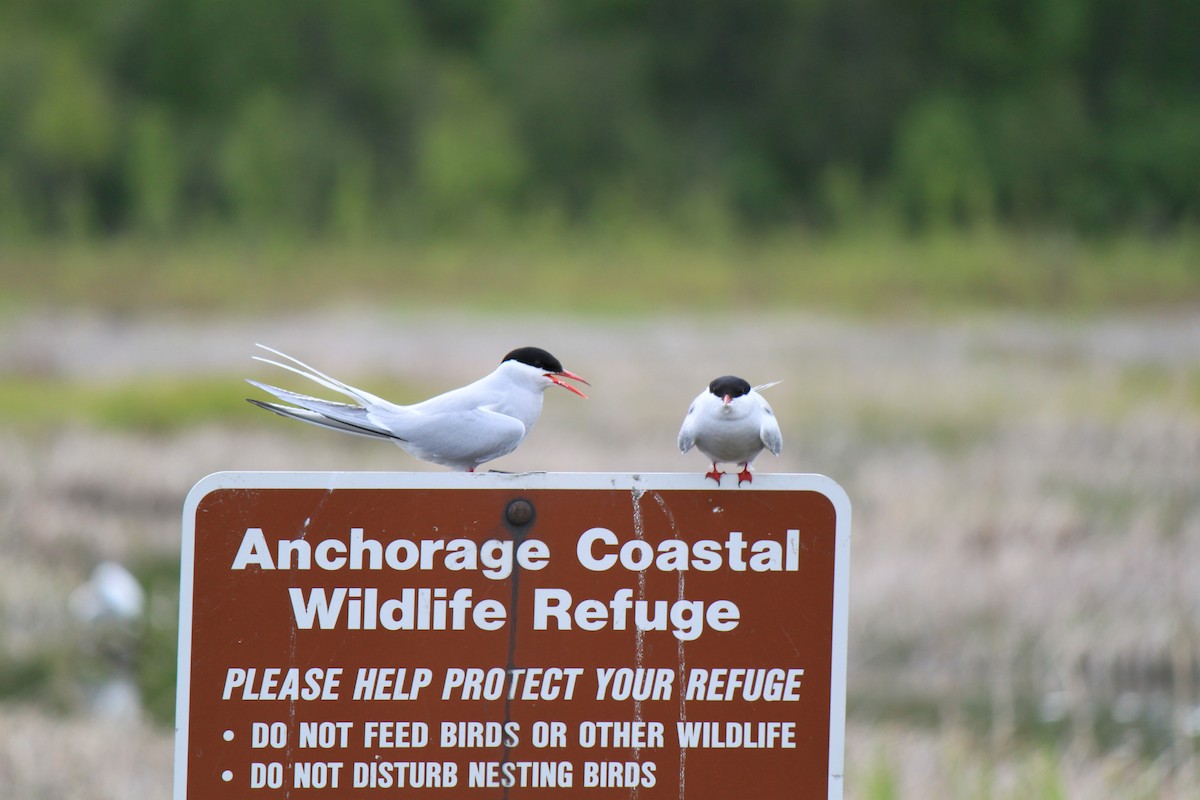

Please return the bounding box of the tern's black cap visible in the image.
[503,347,564,373]
[708,375,751,398]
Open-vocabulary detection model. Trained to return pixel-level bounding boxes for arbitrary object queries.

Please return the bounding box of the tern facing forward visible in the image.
[678,375,782,485]
[247,345,588,471]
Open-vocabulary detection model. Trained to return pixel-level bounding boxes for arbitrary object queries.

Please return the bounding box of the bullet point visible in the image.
[223,730,235,741]
[221,770,233,782]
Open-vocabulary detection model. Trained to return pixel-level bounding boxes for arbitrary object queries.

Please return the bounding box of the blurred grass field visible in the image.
[3,229,1200,317]
[0,232,1198,798]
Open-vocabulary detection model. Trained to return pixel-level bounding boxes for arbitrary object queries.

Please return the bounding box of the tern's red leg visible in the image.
[736,464,753,486]
[705,464,723,484]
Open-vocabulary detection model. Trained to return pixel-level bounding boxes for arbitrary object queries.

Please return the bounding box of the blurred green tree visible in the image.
[0,0,1195,236]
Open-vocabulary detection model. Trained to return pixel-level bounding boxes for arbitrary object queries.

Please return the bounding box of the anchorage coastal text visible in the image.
[231,526,802,641]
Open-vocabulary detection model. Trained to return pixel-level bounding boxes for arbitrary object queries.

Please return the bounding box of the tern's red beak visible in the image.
[547,370,589,399]
[723,394,732,405]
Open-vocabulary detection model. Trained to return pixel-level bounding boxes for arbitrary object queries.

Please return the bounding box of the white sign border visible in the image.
[176,471,851,799]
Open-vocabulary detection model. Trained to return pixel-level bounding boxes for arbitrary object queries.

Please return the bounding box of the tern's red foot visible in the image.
[705,465,723,484]
[736,464,753,486]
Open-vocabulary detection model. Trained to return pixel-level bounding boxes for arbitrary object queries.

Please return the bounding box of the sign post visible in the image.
[176,472,851,798]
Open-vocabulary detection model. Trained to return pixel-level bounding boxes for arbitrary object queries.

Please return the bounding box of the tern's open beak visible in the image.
[548,370,589,399]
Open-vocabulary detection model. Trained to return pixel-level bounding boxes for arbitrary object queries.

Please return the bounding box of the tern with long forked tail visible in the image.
[247,345,588,471]
[678,375,782,485]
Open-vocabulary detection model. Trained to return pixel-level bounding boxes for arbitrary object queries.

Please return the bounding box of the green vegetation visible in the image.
[0,372,428,433]
[131,555,184,727]
[0,375,243,432]
[0,1,1197,239]
[2,2,1196,320]
[3,228,1199,317]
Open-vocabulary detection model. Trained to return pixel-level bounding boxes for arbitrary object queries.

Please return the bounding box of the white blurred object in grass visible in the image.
[69,561,145,624]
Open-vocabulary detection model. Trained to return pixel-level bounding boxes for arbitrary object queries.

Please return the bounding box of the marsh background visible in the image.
[1,1,1198,797]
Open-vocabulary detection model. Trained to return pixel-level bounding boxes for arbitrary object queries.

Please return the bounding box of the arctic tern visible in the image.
[247,344,588,471]
[678,375,782,485]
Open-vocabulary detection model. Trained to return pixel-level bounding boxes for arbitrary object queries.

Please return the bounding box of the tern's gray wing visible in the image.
[677,400,700,453]
[756,394,783,456]
[389,408,527,468]
[759,410,783,456]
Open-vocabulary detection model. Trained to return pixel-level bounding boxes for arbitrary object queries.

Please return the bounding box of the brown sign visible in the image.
[176,473,851,799]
